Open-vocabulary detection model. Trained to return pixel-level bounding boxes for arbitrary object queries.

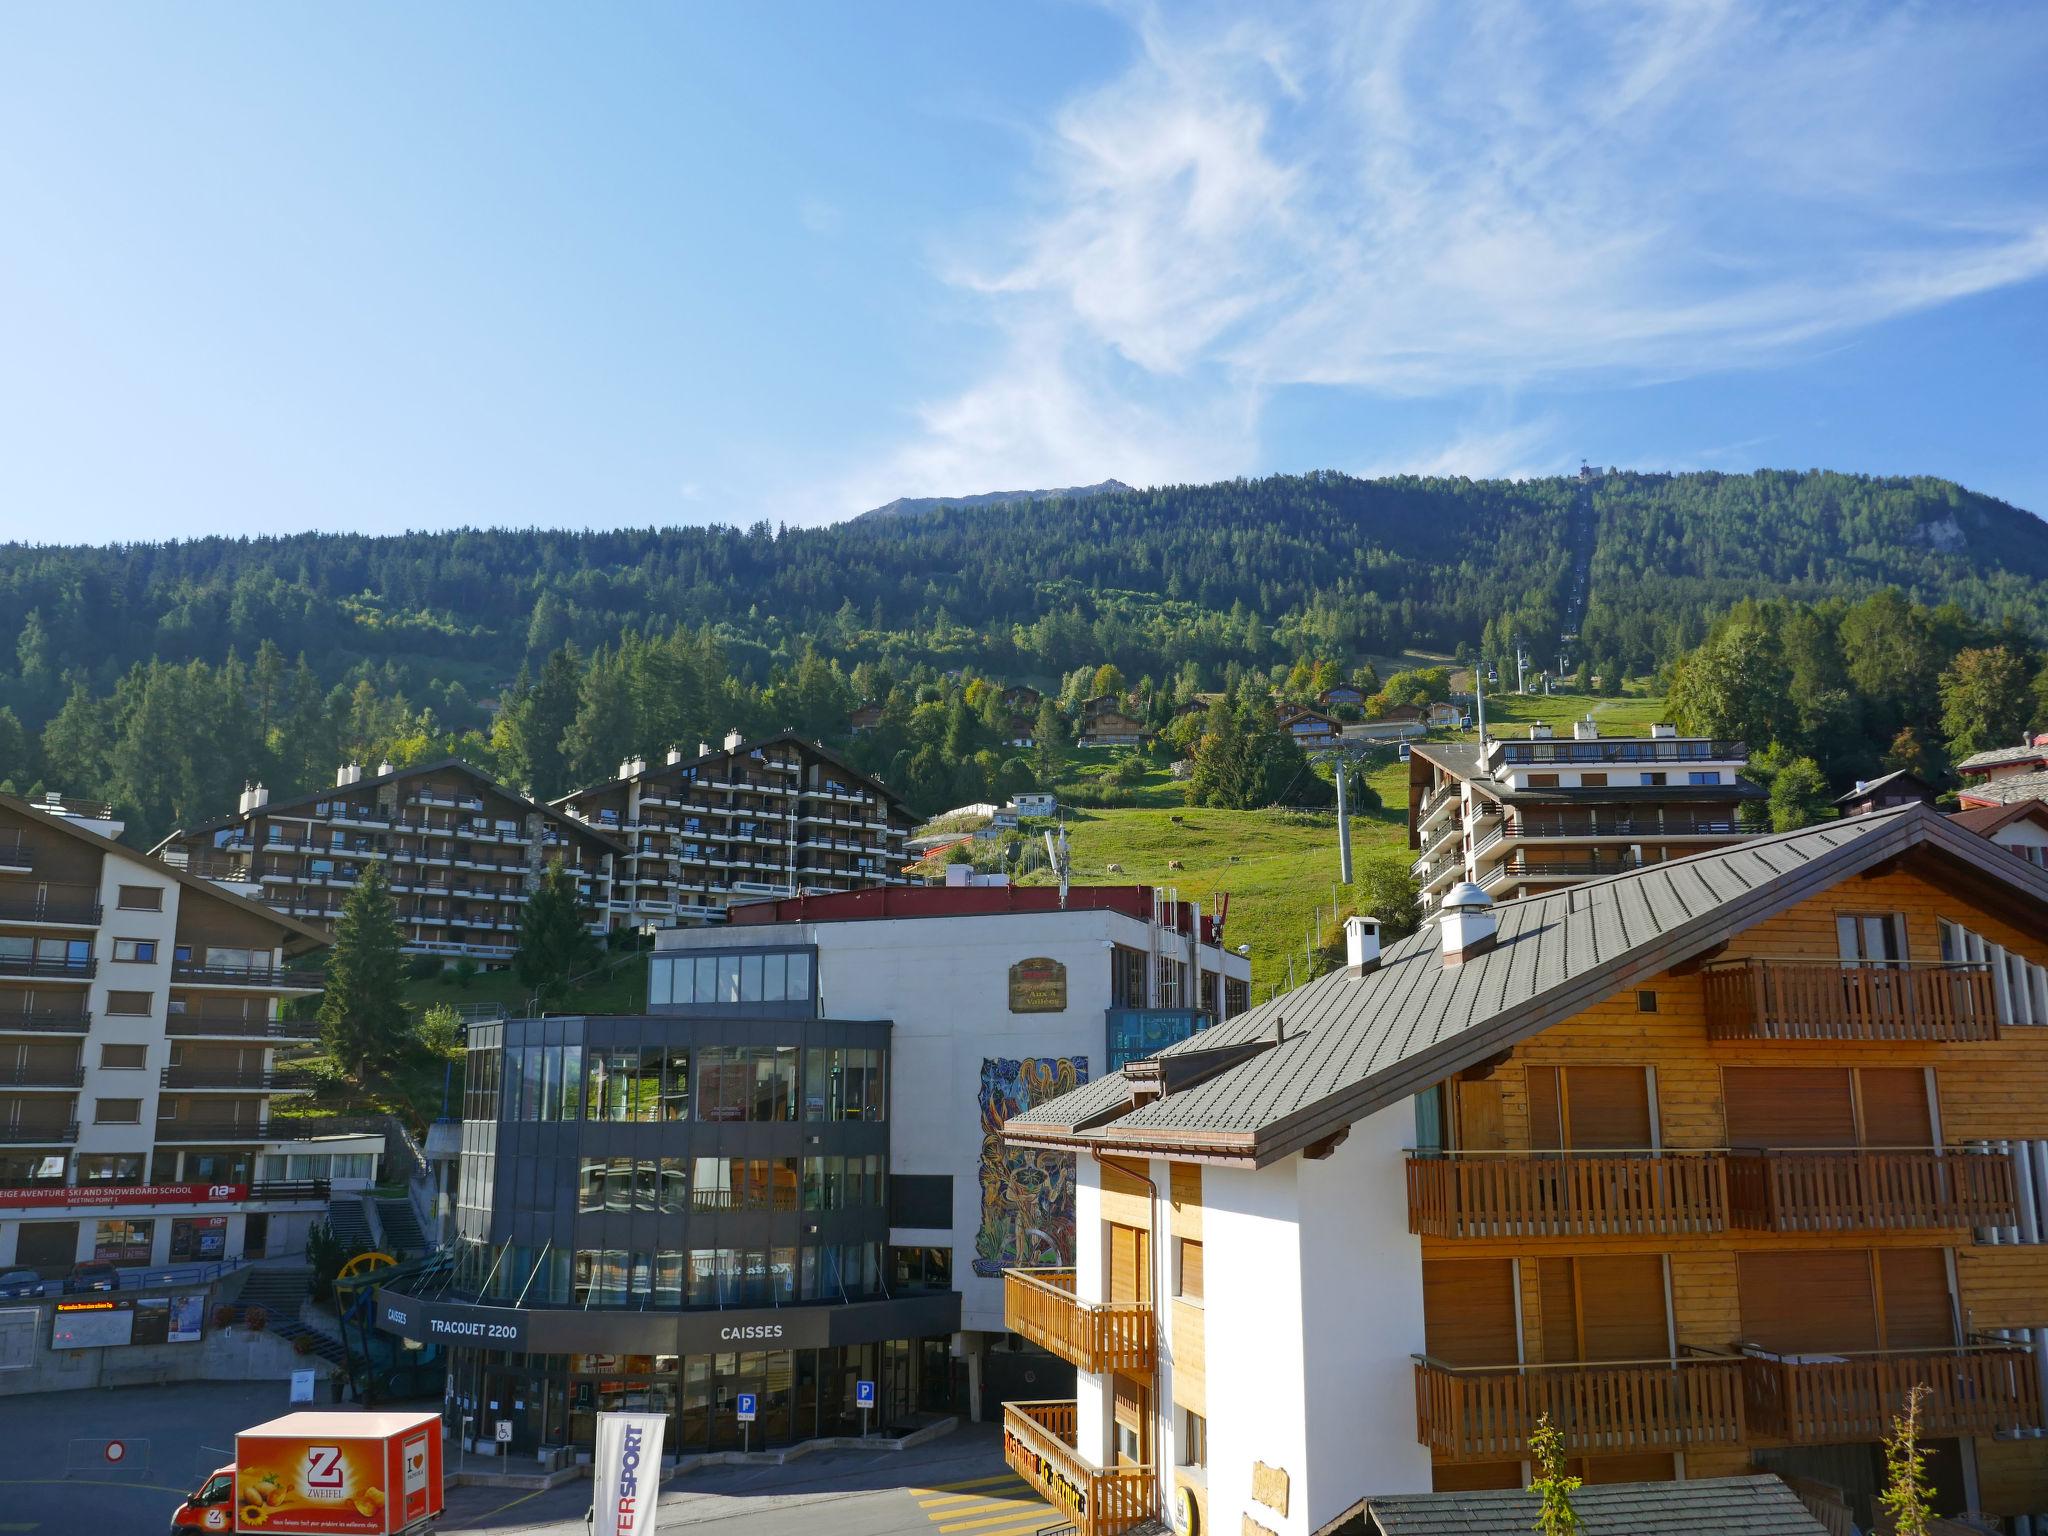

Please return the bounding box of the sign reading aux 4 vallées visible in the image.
[592,1412,668,1536]
[1007,957,1067,1014]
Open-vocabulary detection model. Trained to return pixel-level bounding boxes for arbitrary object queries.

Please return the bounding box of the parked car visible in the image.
[61,1261,119,1293]
[0,1268,45,1299]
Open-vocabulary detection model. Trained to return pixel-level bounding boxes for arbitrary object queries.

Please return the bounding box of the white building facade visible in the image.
[649,884,1250,1414]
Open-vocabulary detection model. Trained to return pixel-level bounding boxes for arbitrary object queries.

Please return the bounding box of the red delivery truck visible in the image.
[170,1411,444,1535]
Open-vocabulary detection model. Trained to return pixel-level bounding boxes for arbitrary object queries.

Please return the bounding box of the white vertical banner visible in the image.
[592,1411,667,1536]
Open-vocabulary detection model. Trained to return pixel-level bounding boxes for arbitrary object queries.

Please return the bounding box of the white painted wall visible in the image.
[80,855,181,1179]
[1295,1105,1433,1523]
[1202,1154,1309,1534]
[1192,1103,1430,1534]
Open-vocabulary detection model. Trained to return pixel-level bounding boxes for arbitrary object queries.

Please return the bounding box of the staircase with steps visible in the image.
[326,1195,374,1250]
[375,1196,426,1254]
[230,1267,348,1367]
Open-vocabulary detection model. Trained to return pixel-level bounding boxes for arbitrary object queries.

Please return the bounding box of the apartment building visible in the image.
[154,758,624,961]
[1408,721,1757,909]
[1003,805,2048,1536]
[553,731,915,927]
[372,881,1248,1456]
[1,792,379,1276]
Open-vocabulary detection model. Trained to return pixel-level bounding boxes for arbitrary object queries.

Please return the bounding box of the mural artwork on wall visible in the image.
[973,1055,1089,1277]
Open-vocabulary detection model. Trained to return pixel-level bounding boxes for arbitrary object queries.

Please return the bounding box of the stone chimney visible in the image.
[336,762,362,787]
[238,782,256,815]
[1440,882,1498,967]
[1650,723,1677,740]
[1573,718,1599,741]
[1345,914,1382,976]
[250,782,268,809]
[698,742,712,758]
[376,760,394,777]
[1528,723,1553,741]
[724,728,744,752]
[666,746,685,766]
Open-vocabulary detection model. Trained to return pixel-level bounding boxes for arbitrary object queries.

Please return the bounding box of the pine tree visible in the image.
[1031,699,1068,788]
[513,860,601,1001]
[317,863,409,1077]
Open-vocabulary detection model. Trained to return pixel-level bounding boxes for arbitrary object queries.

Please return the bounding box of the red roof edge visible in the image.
[726,882,1224,943]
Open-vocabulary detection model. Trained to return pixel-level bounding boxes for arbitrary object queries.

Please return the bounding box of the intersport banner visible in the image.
[591,1412,667,1536]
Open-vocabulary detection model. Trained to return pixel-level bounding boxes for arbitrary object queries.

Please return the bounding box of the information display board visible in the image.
[50,1294,205,1349]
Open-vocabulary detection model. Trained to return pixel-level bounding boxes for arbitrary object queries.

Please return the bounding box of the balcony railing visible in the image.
[1409,1147,2020,1239]
[1702,960,1999,1043]
[0,890,103,925]
[0,835,34,871]
[1413,1353,1745,1462]
[1486,857,1643,885]
[1004,1267,1156,1374]
[0,1119,81,1144]
[0,1008,92,1033]
[1510,815,1750,840]
[1728,1147,2019,1232]
[165,1015,319,1039]
[1740,1341,2041,1444]
[0,1065,85,1089]
[1498,739,1746,766]
[0,955,94,981]
[1001,1400,1157,1536]
[155,1113,386,1143]
[160,1068,293,1092]
[172,961,324,989]
[1406,1152,1729,1239]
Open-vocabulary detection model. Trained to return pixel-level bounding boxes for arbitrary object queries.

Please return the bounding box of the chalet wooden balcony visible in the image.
[1702,959,1999,1043]
[1001,1400,1157,1536]
[1413,1353,1746,1463]
[1727,1146,2019,1233]
[1406,1151,1729,1239]
[1740,1341,2042,1444]
[1003,1267,1156,1374]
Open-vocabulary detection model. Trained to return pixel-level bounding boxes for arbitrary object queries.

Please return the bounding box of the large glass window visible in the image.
[584,1047,685,1122]
[651,949,813,1008]
[696,1046,798,1122]
[804,1047,886,1122]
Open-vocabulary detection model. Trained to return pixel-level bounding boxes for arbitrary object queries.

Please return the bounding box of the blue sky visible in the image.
[3,1,2046,542]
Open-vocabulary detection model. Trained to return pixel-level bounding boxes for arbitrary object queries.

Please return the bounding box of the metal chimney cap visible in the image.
[1442,881,1493,912]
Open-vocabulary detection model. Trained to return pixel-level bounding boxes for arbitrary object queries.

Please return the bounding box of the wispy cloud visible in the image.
[845,0,2048,512]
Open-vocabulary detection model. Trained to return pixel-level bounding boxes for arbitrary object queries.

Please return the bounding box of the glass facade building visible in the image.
[382,945,962,1456]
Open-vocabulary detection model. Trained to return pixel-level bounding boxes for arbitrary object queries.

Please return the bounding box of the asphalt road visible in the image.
[0,1384,1062,1536]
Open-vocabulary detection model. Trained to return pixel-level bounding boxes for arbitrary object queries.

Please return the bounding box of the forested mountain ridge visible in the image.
[858,478,1134,519]
[3,471,2040,723]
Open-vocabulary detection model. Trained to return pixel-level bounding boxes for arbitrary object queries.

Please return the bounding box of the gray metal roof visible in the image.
[1010,804,2048,1163]
[1336,1476,1826,1536]
[1409,741,1488,781]
[1961,769,2048,805]
[1957,742,2048,772]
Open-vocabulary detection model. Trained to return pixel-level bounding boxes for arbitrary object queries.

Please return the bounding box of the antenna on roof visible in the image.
[1043,825,1070,910]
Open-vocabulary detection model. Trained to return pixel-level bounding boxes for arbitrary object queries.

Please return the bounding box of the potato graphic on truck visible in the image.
[171,1411,443,1535]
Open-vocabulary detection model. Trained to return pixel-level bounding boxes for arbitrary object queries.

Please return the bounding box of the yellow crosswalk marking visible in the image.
[937,1507,1048,1531]
[919,1482,1032,1508]
[912,1467,1056,1536]
[933,1515,1048,1536]
[918,1472,1030,1494]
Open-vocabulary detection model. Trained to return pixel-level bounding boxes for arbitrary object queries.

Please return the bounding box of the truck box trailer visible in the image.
[172,1411,444,1535]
